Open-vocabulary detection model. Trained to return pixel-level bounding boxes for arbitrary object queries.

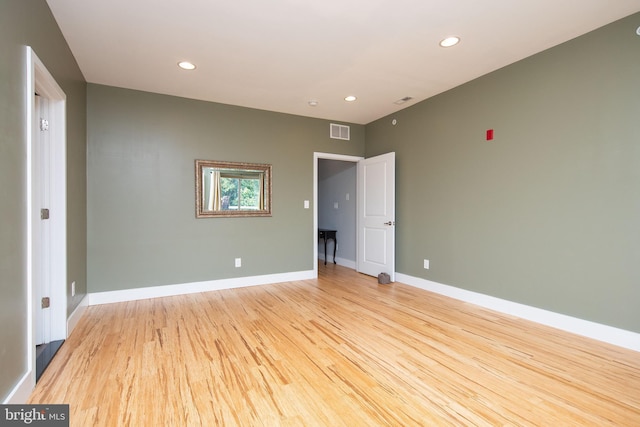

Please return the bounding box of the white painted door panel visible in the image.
[34,94,52,346]
[357,152,395,280]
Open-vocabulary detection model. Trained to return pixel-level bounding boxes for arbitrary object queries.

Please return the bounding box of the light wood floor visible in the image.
[29,264,640,426]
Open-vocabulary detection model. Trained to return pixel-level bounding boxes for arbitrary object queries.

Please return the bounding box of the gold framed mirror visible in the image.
[195,159,272,218]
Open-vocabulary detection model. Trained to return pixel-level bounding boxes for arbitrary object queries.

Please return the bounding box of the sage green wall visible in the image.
[0,0,86,402]
[87,84,364,292]
[366,13,640,332]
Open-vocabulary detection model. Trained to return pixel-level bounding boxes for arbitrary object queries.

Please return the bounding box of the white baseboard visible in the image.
[396,273,640,353]
[88,270,315,306]
[318,255,356,270]
[67,295,88,336]
[3,371,34,404]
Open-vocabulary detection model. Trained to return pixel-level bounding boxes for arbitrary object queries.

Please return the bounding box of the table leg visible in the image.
[333,237,337,264]
[324,237,327,265]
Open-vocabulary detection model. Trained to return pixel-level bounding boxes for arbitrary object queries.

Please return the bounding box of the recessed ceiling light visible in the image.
[308,100,318,107]
[439,36,460,48]
[344,95,357,102]
[178,61,196,70]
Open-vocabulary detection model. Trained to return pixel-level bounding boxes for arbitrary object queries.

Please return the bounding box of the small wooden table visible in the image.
[318,229,337,265]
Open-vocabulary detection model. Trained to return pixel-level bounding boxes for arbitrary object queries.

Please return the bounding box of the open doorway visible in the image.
[318,159,357,267]
[313,151,397,281]
[313,153,362,278]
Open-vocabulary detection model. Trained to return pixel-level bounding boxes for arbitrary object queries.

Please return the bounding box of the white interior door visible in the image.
[357,152,395,281]
[28,48,68,352]
[34,94,52,346]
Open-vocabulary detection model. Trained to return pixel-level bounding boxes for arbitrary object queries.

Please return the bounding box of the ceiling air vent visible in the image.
[394,96,413,105]
[330,123,350,141]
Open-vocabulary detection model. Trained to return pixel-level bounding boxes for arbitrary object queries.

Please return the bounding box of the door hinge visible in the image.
[41,208,50,220]
[40,118,49,131]
[41,297,50,309]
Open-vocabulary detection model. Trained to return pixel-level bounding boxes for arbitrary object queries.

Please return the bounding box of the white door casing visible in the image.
[313,152,363,278]
[357,152,395,281]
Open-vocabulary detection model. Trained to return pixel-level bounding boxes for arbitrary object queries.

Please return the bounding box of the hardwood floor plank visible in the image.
[29,264,640,426]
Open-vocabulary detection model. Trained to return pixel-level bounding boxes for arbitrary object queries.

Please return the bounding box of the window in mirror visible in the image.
[195,160,272,218]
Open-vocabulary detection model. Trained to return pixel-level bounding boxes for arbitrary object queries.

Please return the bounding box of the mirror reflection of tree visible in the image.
[220,176,260,210]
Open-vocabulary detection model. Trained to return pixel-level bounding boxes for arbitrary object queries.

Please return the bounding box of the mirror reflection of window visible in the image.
[196,160,271,218]
[205,169,263,210]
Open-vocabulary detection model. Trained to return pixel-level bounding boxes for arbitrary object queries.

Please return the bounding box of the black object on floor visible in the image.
[36,339,64,382]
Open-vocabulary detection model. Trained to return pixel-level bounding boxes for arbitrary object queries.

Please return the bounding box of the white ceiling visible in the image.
[46,0,640,124]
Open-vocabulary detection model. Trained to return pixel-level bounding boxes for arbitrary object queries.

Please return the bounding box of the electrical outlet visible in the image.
[235,258,242,268]
[71,281,76,296]
[424,259,430,269]
[304,200,309,209]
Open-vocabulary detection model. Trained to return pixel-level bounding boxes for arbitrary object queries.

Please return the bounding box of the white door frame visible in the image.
[26,47,67,384]
[313,152,363,278]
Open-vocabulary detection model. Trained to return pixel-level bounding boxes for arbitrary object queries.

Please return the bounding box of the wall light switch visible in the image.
[71,281,76,296]
[346,193,350,201]
[424,259,430,269]
[304,200,309,209]
[334,202,339,209]
[235,258,242,268]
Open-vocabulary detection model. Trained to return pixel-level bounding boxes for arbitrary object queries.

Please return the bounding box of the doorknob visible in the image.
[384,221,395,226]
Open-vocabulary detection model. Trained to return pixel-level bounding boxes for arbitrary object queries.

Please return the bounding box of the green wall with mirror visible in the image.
[87,84,365,292]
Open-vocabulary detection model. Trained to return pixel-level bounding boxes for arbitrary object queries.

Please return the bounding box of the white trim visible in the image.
[313,152,363,279]
[67,295,88,336]
[396,273,640,353]
[88,270,315,306]
[25,46,36,401]
[2,372,33,404]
